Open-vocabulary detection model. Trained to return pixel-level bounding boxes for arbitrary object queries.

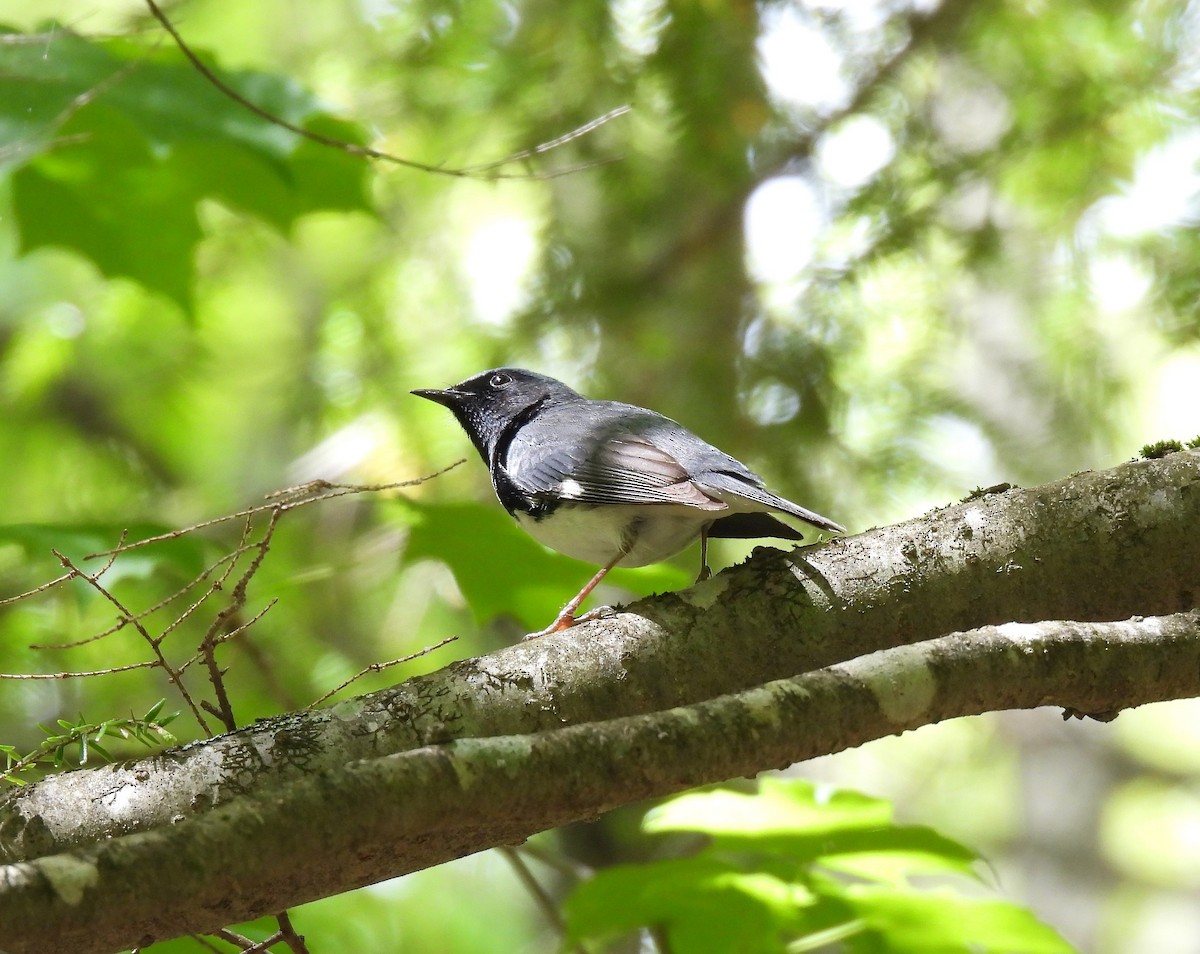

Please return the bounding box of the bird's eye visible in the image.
[488,372,512,389]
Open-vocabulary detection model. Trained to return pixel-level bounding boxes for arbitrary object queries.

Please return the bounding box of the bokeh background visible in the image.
[1,0,1199,951]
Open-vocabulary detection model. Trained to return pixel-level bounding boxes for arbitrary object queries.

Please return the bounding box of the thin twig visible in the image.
[0,660,161,680]
[86,459,466,559]
[499,847,585,954]
[142,0,627,181]
[199,510,283,731]
[218,600,279,646]
[212,928,260,948]
[234,933,284,954]
[0,572,74,606]
[149,544,258,648]
[459,104,633,173]
[275,911,310,954]
[53,549,211,734]
[29,545,253,650]
[308,636,458,707]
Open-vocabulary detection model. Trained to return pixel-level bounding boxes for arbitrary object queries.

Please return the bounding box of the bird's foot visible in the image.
[521,605,616,640]
[522,619,571,641]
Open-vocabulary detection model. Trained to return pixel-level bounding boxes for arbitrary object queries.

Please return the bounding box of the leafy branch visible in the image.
[0,700,179,785]
[142,0,630,181]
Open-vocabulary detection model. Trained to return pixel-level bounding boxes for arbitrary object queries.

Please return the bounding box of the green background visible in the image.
[1,0,1199,951]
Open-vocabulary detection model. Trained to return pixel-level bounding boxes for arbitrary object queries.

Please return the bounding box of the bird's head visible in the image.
[412,368,580,463]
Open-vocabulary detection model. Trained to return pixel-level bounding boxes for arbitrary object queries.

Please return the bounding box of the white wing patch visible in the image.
[559,478,585,498]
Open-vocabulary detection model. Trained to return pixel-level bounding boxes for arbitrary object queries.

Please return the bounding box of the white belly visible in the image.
[514,505,710,567]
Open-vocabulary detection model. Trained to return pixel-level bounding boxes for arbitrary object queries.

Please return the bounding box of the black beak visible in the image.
[411,387,465,408]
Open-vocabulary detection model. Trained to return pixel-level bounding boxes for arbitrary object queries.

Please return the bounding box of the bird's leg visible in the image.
[696,526,712,582]
[524,551,626,639]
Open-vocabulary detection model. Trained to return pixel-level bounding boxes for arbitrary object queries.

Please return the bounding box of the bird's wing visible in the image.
[502,404,728,511]
[648,416,847,533]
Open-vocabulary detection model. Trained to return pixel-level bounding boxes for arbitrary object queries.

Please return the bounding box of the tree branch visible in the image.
[0,452,1197,952]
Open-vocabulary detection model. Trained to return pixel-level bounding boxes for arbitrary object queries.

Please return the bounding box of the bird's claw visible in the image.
[521,604,616,640]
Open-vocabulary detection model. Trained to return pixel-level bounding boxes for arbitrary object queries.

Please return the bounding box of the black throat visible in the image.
[490,396,555,519]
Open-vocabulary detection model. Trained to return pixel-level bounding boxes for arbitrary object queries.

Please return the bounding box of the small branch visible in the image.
[141,0,627,181]
[0,572,74,607]
[29,545,252,650]
[274,911,310,954]
[228,932,283,954]
[211,928,260,950]
[0,660,161,681]
[308,636,459,707]
[459,105,632,174]
[86,460,465,559]
[197,510,284,732]
[498,846,582,953]
[52,549,211,735]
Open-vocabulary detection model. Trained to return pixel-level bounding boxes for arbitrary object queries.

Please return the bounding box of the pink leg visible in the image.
[524,551,625,639]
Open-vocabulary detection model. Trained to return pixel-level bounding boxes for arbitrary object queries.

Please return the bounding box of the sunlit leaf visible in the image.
[842,886,1077,954]
[0,23,372,311]
[645,778,894,837]
[564,855,813,954]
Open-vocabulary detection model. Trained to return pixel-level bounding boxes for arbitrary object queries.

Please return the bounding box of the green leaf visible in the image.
[87,739,113,762]
[143,698,167,723]
[843,887,1077,954]
[564,856,813,954]
[644,778,894,838]
[0,23,372,311]
[399,500,691,629]
[644,782,980,884]
[808,826,982,886]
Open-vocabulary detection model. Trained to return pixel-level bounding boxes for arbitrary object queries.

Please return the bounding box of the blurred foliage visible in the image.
[0,0,1197,950]
[565,779,1074,953]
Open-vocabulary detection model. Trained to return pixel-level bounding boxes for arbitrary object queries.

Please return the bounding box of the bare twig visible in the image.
[53,549,211,734]
[459,104,632,174]
[0,572,75,607]
[199,510,284,731]
[308,636,459,707]
[86,460,466,559]
[498,846,582,951]
[230,931,283,954]
[275,911,310,954]
[142,0,627,181]
[0,661,161,680]
[29,545,253,650]
[212,928,259,949]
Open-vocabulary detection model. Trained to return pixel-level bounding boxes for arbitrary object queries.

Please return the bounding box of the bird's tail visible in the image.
[701,473,846,535]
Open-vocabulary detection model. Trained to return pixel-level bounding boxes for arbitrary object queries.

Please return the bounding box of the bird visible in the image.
[412,368,845,636]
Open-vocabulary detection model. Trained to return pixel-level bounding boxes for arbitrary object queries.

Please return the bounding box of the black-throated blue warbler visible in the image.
[412,368,845,636]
